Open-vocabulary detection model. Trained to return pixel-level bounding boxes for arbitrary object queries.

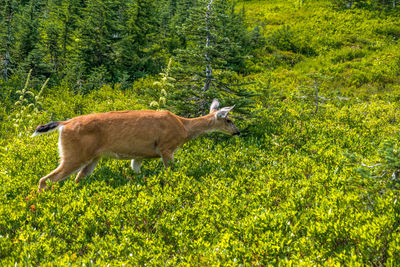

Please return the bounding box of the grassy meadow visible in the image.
[1,0,400,265]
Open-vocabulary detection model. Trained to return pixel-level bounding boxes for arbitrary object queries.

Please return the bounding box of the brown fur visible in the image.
[35,105,239,192]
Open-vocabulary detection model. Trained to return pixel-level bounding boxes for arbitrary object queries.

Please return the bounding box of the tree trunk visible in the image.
[202,0,214,92]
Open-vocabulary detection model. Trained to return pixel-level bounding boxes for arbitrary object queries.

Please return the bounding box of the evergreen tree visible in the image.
[67,0,163,90]
[38,0,83,80]
[113,0,162,81]
[162,0,198,53]
[72,0,120,84]
[13,0,50,78]
[171,0,259,116]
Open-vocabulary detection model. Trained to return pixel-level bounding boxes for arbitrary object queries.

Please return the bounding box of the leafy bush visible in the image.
[268,25,316,56]
[330,46,367,64]
[375,24,400,40]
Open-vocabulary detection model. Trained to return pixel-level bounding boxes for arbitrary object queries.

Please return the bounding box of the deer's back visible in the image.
[60,110,188,159]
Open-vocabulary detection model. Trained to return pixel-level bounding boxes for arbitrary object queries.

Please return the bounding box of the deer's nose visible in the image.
[233,131,240,136]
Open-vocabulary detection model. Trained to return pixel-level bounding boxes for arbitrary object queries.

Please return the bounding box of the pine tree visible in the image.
[38,0,83,80]
[113,0,162,81]
[171,0,259,116]
[73,0,120,83]
[12,0,50,78]
[67,0,163,91]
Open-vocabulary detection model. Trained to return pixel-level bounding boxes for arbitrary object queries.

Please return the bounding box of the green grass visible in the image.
[245,0,400,97]
[1,0,400,265]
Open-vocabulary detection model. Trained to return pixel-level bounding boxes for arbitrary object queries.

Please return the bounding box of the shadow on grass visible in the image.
[72,159,166,189]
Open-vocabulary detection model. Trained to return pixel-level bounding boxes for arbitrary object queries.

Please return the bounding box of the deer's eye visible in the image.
[226,119,232,123]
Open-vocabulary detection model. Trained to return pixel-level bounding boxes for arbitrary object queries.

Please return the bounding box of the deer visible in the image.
[31,99,240,192]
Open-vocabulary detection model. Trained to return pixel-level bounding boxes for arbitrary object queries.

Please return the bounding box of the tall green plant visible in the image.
[10,69,49,131]
[150,58,175,110]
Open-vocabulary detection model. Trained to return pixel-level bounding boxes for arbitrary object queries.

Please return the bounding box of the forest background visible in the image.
[1,0,400,265]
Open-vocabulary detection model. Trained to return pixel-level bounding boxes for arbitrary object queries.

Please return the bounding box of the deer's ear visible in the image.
[215,106,234,119]
[209,99,220,113]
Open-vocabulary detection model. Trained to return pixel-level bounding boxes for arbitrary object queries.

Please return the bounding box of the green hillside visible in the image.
[1,0,400,265]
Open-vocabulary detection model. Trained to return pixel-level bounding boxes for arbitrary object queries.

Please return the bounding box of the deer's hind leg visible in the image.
[38,126,97,192]
[38,161,83,192]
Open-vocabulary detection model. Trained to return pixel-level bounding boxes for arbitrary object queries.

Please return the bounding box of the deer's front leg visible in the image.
[131,159,142,173]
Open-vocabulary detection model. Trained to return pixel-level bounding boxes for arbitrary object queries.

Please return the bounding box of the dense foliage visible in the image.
[1,0,400,265]
[0,0,257,87]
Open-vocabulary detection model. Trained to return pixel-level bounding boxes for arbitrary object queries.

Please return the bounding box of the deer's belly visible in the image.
[101,148,160,159]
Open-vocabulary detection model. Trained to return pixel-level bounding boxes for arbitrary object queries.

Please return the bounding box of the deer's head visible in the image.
[209,99,240,136]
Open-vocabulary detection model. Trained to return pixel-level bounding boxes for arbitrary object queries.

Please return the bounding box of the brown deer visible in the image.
[32,99,239,192]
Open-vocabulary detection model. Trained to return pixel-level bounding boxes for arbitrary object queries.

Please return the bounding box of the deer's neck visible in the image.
[180,114,215,141]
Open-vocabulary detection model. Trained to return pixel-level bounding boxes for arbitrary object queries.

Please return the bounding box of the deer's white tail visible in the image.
[31,121,63,137]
